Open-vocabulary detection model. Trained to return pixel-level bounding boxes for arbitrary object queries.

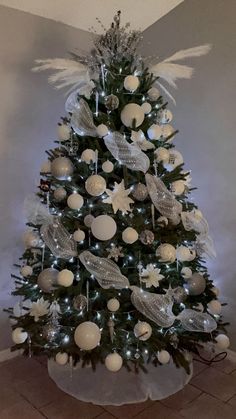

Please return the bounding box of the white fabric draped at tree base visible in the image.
[48,359,192,405]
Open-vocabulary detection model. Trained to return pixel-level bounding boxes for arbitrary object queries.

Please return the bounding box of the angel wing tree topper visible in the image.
[8,12,229,376]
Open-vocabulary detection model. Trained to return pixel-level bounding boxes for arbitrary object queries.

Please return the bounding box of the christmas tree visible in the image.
[8,12,229,375]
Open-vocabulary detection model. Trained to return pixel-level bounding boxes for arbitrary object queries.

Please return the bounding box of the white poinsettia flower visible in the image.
[29,297,50,322]
[141,264,164,288]
[131,130,155,151]
[103,180,134,214]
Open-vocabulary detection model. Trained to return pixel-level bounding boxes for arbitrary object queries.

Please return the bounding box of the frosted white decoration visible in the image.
[147,124,162,140]
[120,103,144,128]
[157,350,170,364]
[40,160,51,173]
[134,321,152,341]
[81,149,96,163]
[147,87,160,101]
[79,251,130,289]
[54,187,67,201]
[104,131,150,173]
[156,243,176,263]
[12,327,28,344]
[164,149,184,171]
[37,268,58,293]
[55,352,68,365]
[73,229,85,242]
[74,321,101,350]
[122,227,138,244]
[65,89,80,112]
[177,309,217,333]
[91,215,117,241]
[181,210,208,235]
[195,234,216,258]
[102,160,114,173]
[51,156,74,180]
[85,175,106,196]
[141,102,152,114]
[171,180,185,196]
[176,246,192,262]
[145,174,182,219]
[84,214,95,228]
[20,265,33,277]
[57,269,74,287]
[215,334,230,350]
[96,124,109,137]
[29,297,50,321]
[154,147,170,163]
[103,180,134,214]
[207,300,222,315]
[107,298,120,312]
[24,195,53,226]
[67,193,84,210]
[71,99,97,136]
[57,124,71,141]
[124,75,139,92]
[159,109,173,124]
[41,218,77,259]
[181,267,192,279]
[105,353,123,372]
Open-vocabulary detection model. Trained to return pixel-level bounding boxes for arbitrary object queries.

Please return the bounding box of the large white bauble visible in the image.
[53,187,67,202]
[121,104,144,128]
[40,160,51,173]
[147,124,162,140]
[96,124,109,138]
[84,214,95,228]
[51,157,74,180]
[57,124,71,141]
[37,268,58,293]
[20,265,33,277]
[102,160,114,173]
[147,87,160,101]
[134,321,152,341]
[207,300,222,315]
[124,75,140,92]
[85,175,106,197]
[154,147,170,163]
[157,350,170,364]
[12,327,28,344]
[91,215,117,241]
[164,150,184,171]
[215,334,230,350]
[176,246,192,262]
[73,229,85,242]
[160,109,173,124]
[55,352,69,365]
[107,298,120,312]
[181,267,192,279]
[171,180,186,196]
[156,243,176,263]
[74,321,101,350]
[23,230,41,248]
[141,102,152,114]
[122,227,138,244]
[67,193,84,210]
[57,269,74,287]
[81,149,96,164]
[105,353,123,372]
[212,286,220,297]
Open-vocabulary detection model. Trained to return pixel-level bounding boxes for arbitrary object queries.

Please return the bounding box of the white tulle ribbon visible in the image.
[70,98,97,137]
[181,211,209,235]
[195,234,216,258]
[177,309,217,333]
[23,195,53,225]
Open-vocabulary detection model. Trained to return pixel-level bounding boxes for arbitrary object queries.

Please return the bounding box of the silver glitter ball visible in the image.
[104,94,119,110]
[73,295,88,311]
[51,157,74,180]
[173,286,187,303]
[42,322,60,342]
[132,183,148,201]
[185,273,206,296]
[37,268,58,293]
[139,230,155,245]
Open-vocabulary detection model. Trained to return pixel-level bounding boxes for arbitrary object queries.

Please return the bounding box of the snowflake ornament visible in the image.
[141,264,164,288]
[106,245,124,262]
[131,130,155,151]
[103,180,134,214]
[29,297,50,322]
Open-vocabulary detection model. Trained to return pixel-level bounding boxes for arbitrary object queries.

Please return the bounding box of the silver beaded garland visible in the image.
[139,230,155,245]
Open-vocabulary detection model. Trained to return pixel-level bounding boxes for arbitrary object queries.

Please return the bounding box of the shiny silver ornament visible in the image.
[132,183,148,201]
[37,268,58,293]
[73,295,88,311]
[185,273,206,296]
[42,320,60,342]
[139,230,155,245]
[104,94,119,110]
[173,286,187,303]
[51,157,74,180]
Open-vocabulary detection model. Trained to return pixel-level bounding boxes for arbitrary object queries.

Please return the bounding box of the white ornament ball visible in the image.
[85,175,106,197]
[193,209,203,220]
[121,103,144,128]
[51,157,73,180]
[134,321,152,341]
[73,229,85,242]
[96,124,109,138]
[160,109,173,124]
[147,87,160,101]
[164,150,184,171]
[37,268,58,293]
[171,180,186,196]
[81,149,96,164]
[124,75,140,92]
[207,300,222,315]
[147,124,162,140]
[181,267,192,279]
[105,353,123,372]
[154,147,170,163]
[212,286,220,297]
[156,243,176,263]
[12,327,28,344]
[55,352,69,365]
[57,269,74,287]
[122,227,138,244]
[23,230,41,248]
[53,187,67,201]
[91,215,117,241]
[57,124,71,141]
[141,102,152,114]
[157,350,170,364]
[84,214,95,228]
[67,193,84,210]
[215,334,230,350]
[176,246,192,262]
[40,160,51,173]
[74,321,101,350]
[20,265,33,277]
[162,124,175,141]
[107,298,120,312]
[102,160,114,173]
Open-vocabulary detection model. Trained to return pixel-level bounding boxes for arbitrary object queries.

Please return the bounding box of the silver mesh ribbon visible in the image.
[104,132,150,173]
[40,218,77,260]
[65,89,80,113]
[195,234,216,258]
[145,174,182,218]
[177,309,217,333]
[79,250,130,289]
[181,211,209,234]
[71,98,97,137]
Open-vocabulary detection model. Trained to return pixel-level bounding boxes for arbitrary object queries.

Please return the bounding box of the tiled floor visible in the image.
[0,355,236,418]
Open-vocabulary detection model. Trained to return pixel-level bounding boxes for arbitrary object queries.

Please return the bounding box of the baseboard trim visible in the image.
[0,348,21,363]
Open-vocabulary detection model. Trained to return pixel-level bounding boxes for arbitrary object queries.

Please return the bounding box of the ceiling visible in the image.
[0,0,183,33]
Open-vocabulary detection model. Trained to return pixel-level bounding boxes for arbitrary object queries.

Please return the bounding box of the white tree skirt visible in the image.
[48,359,193,406]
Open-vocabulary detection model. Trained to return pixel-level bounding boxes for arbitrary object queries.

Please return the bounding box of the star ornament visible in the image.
[103,180,134,214]
[29,297,50,322]
[141,264,164,288]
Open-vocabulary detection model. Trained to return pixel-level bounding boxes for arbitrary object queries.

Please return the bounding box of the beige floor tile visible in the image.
[103,400,153,418]
[96,413,117,419]
[0,356,48,386]
[180,392,236,419]
[134,402,183,419]
[18,375,65,408]
[0,386,23,412]
[0,399,45,419]
[192,360,209,377]
[191,366,236,401]
[227,394,236,408]
[40,394,103,419]
[211,357,236,374]
[161,384,202,410]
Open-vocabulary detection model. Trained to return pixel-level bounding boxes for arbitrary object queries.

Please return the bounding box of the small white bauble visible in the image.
[147,124,162,140]
[40,160,51,173]
[171,180,186,196]
[122,227,138,244]
[23,230,41,248]
[181,267,192,279]
[12,327,28,344]
[176,246,191,262]
[215,334,230,350]
[212,286,220,297]
[74,321,101,350]
[85,175,106,197]
[156,243,176,263]
[124,75,140,92]
[141,102,152,114]
[67,193,84,210]
[154,147,170,163]
[96,124,109,138]
[20,265,33,277]
[157,350,170,364]
[159,109,173,124]
[53,187,67,201]
[121,103,144,128]
[147,87,160,101]
[134,321,152,341]
[107,298,120,312]
[57,269,74,287]
[207,300,222,315]
[105,353,123,372]
[73,229,85,242]
[102,160,114,173]
[57,124,71,141]
[55,352,69,365]
[37,268,58,293]
[162,124,175,140]
[164,150,184,171]
[84,214,95,228]
[51,157,74,180]
[81,149,96,164]
[91,215,117,241]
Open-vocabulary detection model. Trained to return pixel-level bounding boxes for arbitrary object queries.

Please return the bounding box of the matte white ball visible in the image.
[141,102,152,114]
[57,124,71,141]
[57,269,74,287]
[107,298,120,312]
[55,352,69,365]
[124,75,140,92]
[157,350,170,364]
[181,267,192,279]
[156,243,176,263]
[147,87,160,101]
[91,215,117,241]
[53,187,67,201]
[84,214,95,228]
[212,286,220,297]
[160,109,173,124]
[121,103,144,128]
[105,353,123,372]
[176,246,192,262]
[171,180,186,196]
[51,157,74,180]
[20,265,33,277]
[37,268,58,293]
[164,150,184,171]
[40,160,51,173]
[122,227,138,244]
[81,149,96,164]
[73,229,85,242]
[154,147,170,163]
[134,321,152,341]
[12,327,28,344]
[147,124,162,140]
[215,334,230,350]
[67,193,84,210]
[102,160,114,173]
[74,321,101,350]
[85,175,106,197]
[96,124,109,137]
[207,300,222,315]
[23,231,41,248]
[162,124,175,140]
